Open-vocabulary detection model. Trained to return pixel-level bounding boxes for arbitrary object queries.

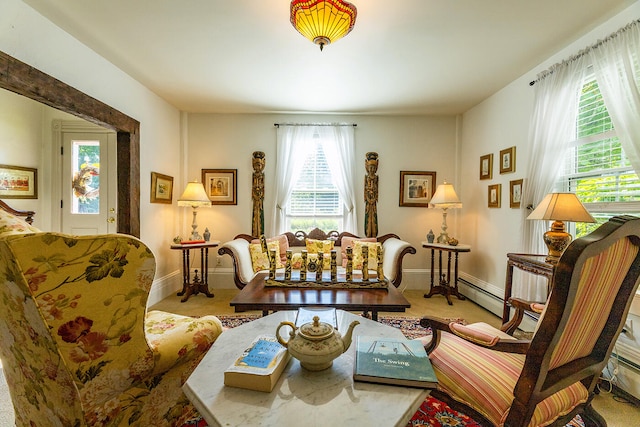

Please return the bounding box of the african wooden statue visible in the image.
[364,152,379,237]
[251,151,266,237]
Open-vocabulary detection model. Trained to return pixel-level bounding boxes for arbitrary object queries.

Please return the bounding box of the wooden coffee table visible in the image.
[183,310,429,427]
[230,272,410,321]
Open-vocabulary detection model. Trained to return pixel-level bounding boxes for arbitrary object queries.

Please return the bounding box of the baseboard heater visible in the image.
[458,278,540,323]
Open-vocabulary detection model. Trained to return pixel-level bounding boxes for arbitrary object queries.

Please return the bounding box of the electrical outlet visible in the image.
[216,256,222,266]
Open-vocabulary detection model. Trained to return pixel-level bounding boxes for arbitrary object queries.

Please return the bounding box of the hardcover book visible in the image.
[353,335,438,389]
[224,335,291,392]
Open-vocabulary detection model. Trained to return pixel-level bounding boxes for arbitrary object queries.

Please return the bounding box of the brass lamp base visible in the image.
[543,220,572,264]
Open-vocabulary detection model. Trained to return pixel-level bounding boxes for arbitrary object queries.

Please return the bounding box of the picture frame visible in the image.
[488,184,501,208]
[479,153,493,180]
[202,169,237,205]
[499,146,516,174]
[150,172,174,204]
[0,164,38,199]
[509,179,523,209]
[399,171,436,207]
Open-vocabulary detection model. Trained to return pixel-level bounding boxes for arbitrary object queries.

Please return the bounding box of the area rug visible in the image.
[185,314,584,427]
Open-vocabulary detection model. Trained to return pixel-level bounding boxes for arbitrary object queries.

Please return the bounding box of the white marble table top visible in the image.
[183,310,430,427]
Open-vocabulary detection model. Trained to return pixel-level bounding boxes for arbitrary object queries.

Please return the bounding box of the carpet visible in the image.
[203,314,585,427]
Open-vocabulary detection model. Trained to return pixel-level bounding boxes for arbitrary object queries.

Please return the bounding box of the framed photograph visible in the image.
[399,171,436,207]
[500,146,516,174]
[150,172,174,204]
[0,164,37,199]
[488,184,501,208]
[479,154,493,180]
[202,169,237,205]
[509,179,523,209]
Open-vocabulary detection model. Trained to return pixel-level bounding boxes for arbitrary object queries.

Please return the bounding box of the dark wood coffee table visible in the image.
[230,272,410,321]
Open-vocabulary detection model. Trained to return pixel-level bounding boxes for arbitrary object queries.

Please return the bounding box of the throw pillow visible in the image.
[249,241,283,272]
[341,236,377,267]
[352,241,382,270]
[305,239,335,269]
[0,210,40,237]
[251,234,289,263]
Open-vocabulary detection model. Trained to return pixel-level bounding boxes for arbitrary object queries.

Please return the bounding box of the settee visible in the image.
[0,207,223,426]
[218,228,416,289]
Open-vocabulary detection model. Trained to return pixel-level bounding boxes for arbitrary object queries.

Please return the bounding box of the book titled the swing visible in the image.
[224,335,291,392]
[353,335,438,389]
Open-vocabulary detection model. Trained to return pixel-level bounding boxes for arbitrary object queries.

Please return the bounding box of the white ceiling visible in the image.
[24,0,635,115]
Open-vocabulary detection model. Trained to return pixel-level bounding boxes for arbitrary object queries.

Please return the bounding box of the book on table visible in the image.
[295,307,337,328]
[353,335,438,389]
[224,335,291,392]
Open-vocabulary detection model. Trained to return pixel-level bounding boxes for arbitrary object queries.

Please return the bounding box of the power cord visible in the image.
[597,347,620,394]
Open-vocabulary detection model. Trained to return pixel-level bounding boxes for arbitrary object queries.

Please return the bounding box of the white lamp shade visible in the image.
[177,181,211,208]
[527,193,595,223]
[430,182,462,209]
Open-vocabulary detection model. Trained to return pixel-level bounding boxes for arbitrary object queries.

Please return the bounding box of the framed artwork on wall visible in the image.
[202,169,237,205]
[0,164,37,199]
[479,154,493,180]
[150,172,174,204]
[499,147,516,174]
[509,179,523,209]
[399,171,436,207]
[488,184,501,208]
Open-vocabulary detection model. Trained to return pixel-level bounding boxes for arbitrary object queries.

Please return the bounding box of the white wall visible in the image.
[187,113,460,288]
[0,0,184,301]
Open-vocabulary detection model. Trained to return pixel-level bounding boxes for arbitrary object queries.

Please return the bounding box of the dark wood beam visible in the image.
[0,50,140,237]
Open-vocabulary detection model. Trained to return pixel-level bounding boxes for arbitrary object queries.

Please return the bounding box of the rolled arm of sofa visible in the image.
[218,236,255,289]
[381,237,416,288]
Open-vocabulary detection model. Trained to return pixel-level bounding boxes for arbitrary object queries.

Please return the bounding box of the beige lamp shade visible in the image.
[527,192,595,263]
[178,181,211,208]
[430,181,462,244]
[430,182,462,209]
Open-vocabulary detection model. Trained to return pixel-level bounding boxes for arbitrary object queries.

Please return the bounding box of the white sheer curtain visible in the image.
[520,56,589,301]
[319,125,358,234]
[590,20,640,173]
[269,125,311,235]
[269,124,357,236]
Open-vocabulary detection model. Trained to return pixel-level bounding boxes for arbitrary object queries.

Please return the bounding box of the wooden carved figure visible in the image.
[251,151,266,237]
[364,152,379,238]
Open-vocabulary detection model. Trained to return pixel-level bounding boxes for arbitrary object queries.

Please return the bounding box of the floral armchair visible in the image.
[0,209,223,426]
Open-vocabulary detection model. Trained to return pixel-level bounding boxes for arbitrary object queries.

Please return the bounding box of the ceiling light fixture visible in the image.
[290,0,357,51]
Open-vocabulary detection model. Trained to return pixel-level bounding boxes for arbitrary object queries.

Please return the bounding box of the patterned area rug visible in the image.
[184,314,584,427]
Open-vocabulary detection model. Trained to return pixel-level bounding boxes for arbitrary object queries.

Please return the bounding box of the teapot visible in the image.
[276,316,359,371]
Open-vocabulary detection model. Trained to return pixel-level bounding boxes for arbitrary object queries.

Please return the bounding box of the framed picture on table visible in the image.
[399,171,436,207]
[202,169,237,205]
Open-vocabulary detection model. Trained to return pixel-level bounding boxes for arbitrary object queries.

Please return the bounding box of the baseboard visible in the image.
[148,270,182,307]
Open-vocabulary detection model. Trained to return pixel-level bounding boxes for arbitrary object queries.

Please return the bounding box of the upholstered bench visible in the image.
[218,228,416,290]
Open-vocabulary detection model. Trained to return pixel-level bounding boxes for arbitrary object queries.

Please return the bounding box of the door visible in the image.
[61,131,117,235]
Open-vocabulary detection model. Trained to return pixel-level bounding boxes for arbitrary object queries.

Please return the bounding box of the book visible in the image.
[353,335,438,389]
[295,307,338,328]
[224,335,291,392]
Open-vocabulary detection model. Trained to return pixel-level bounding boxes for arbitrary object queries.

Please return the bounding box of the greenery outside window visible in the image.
[559,73,640,237]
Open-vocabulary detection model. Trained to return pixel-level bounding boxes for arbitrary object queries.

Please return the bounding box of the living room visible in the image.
[2,0,640,408]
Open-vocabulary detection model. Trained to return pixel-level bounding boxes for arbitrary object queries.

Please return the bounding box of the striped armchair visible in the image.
[420,215,640,427]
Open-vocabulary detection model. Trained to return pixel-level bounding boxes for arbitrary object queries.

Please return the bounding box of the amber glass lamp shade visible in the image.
[527,193,596,263]
[290,0,357,51]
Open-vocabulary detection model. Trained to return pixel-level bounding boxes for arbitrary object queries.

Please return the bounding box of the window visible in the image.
[558,73,640,237]
[286,138,343,232]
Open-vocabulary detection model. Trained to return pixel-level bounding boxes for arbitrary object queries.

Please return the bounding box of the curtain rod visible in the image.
[274,123,357,127]
[529,18,639,86]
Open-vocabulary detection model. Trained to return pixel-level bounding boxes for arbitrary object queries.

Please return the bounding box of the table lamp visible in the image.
[527,192,595,263]
[178,181,211,241]
[430,181,462,244]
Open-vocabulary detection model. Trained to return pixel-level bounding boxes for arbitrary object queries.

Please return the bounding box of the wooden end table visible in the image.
[230,272,410,321]
[170,240,220,302]
[422,242,471,305]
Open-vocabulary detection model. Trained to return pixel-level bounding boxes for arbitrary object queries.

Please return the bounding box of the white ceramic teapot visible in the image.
[276,316,359,371]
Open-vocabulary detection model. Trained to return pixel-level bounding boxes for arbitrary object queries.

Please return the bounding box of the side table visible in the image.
[422,242,471,305]
[170,241,220,302]
[500,253,555,333]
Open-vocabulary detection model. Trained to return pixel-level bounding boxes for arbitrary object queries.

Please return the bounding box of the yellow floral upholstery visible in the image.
[305,238,335,269]
[352,240,382,270]
[0,208,40,236]
[249,241,284,272]
[0,228,223,426]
